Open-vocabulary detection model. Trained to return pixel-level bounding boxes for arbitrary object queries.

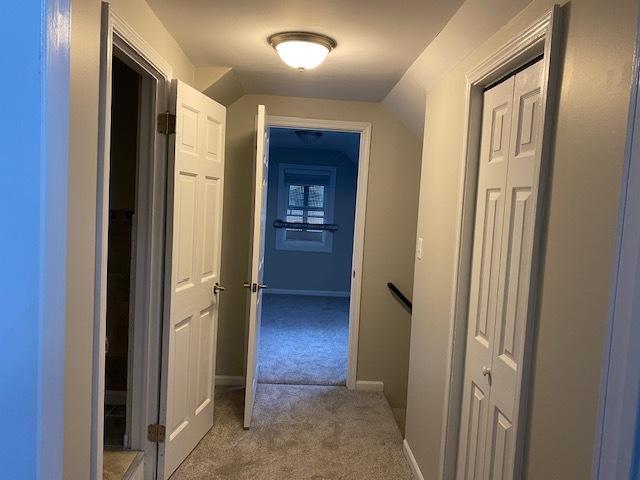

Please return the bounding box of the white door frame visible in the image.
[266,115,372,390]
[93,5,172,480]
[438,7,562,479]
[592,8,640,477]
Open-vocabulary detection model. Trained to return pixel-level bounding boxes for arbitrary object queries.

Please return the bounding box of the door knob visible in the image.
[481,366,492,377]
[243,282,268,292]
[213,283,225,294]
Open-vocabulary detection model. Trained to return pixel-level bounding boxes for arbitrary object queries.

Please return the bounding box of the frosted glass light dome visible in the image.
[269,32,337,71]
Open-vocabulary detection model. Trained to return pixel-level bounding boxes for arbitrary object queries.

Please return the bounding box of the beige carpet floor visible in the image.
[170,384,413,480]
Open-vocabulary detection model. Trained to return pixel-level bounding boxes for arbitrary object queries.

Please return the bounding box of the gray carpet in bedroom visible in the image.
[169,384,413,480]
[258,294,349,386]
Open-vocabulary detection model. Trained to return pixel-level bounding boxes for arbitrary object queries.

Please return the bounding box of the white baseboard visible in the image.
[215,375,245,386]
[355,380,384,392]
[263,288,350,297]
[403,439,425,480]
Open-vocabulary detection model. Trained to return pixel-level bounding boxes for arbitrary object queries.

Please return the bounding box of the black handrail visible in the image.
[387,282,412,312]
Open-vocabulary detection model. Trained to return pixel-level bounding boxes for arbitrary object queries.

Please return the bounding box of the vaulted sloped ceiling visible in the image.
[146,0,464,102]
[383,0,532,136]
[146,0,533,136]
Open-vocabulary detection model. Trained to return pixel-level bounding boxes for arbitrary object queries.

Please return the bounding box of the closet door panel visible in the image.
[484,60,543,480]
[456,76,515,480]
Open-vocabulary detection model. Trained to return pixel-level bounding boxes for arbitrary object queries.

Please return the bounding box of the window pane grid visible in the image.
[286,183,326,228]
[288,184,305,207]
[277,165,335,253]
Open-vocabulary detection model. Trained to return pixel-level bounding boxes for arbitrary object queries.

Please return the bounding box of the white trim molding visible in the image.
[92,5,173,480]
[355,380,384,392]
[215,375,246,387]
[263,288,350,297]
[110,11,172,80]
[593,6,640,477]
[438,6,562,479]
[267,115,372,392]
[403,440,426,480]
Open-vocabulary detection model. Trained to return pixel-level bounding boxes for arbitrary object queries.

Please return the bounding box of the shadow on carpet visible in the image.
[258,295,349,386]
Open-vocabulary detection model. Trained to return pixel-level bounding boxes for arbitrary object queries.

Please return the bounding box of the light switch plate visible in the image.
[416,237,423,260]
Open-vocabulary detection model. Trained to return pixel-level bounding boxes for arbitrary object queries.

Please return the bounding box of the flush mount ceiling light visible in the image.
[268,32,337,71]
[295,130,323,144]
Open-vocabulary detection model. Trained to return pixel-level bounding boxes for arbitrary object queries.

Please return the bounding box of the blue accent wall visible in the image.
[264,141,359,293]
[0,0,69,477]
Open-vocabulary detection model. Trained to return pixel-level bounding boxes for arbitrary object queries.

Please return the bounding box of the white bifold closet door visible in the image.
[456,59,543,480]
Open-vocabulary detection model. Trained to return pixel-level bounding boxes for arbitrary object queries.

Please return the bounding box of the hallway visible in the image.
[169,385,412,480]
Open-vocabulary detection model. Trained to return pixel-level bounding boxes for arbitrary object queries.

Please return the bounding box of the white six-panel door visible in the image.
[243,104,269,429]
[457,60,543,480]
[484,61,543,479]
[159,80,226,478]
[456,75,515,480]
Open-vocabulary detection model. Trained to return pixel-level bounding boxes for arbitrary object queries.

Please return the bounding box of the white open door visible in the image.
[243,104,269,429]
[159,80,226,478]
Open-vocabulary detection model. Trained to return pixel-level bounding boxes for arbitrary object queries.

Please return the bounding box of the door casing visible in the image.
[266,115,372,391]
[93,5,172,480]
[438,6,563,479]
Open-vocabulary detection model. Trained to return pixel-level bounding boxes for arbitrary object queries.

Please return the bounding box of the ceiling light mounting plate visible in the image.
[268,31,337,51]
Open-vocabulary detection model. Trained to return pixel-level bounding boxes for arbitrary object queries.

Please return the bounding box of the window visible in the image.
[276,164,337,252]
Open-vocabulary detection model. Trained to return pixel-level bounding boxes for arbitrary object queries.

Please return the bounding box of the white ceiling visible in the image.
[146,0,465,102]
[269,128,360,163]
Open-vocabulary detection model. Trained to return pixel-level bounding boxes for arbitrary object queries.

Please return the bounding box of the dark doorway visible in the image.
[104,56,141,449]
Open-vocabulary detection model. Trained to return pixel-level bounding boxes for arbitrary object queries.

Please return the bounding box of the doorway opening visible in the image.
[257,127,360,386]
[94,9,173,480]
[102,53,145,479]
[103,56,139,450]
[96,8,229,480]
[436,8,561,479]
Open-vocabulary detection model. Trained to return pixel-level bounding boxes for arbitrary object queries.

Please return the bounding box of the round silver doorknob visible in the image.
[481,366,492,377]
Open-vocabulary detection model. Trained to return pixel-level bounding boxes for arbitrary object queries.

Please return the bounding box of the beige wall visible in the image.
[65,1,101,479]
[65,1,195,477]
[405,0,637,478]
[217,94,422,407]
[109,0,194,83]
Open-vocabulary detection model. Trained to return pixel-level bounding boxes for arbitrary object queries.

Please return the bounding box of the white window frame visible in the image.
[275,163,337,253]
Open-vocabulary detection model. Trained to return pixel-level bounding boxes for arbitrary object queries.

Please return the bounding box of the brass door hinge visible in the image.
[148,423,166,443]
[157,112,176,135]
